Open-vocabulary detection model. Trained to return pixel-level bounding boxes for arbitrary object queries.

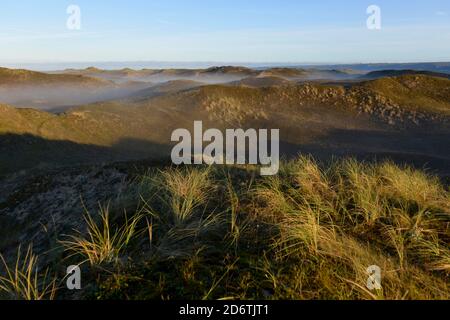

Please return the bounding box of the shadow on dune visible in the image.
[1,127,449,178]
[0,133,172,175]
[279,128,450,178]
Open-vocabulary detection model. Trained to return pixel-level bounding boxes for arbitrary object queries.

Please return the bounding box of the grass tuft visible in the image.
[0,246,57,300]
[61,204,142,266]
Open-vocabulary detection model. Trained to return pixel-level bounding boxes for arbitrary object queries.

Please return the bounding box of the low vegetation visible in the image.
[0,156,449,300]
[0,246,56,300]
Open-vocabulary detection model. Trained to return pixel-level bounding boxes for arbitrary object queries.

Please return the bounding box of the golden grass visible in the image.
[253,156,449,299]
[3,156,448,300]
[60,204,143,266]
[0,246,56,300]
[153,167,214,224]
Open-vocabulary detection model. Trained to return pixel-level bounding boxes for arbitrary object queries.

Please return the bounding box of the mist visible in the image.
[0,66,369,113]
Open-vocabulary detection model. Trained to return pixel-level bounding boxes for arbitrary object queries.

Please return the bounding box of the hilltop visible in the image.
[360,75,450,115]
[0,67,148,110]
[53,66,257,84]
[130,80,206,99]
[229,76,292,87]
[361,70,450,80]
[0,67,112,87]
[53,66,358,84]
[3,74,449,144]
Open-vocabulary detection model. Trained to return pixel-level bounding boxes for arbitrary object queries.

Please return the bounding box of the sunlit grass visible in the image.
[60,205,143,266]
[0,246,56,300]
[4,156,448,300]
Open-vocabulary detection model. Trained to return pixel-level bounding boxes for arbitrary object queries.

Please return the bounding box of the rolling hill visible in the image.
[0,67,149,111]
[229,76,292,87]
[4,65,362,110]
[361,70,450,80]
[129,80,206,99]
[1,68,449,302]
[0,70,449,302]
[53,66,358,84]
[0,67,113,88]
[0,74,449,175]
[53,66,257,84]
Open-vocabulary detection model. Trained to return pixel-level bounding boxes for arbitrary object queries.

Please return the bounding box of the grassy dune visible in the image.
[0,67,112,87]
[1,157,449,300]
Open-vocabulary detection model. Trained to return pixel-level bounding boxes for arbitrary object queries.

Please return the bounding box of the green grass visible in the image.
[364,75,450,115]
[0,156,449,300]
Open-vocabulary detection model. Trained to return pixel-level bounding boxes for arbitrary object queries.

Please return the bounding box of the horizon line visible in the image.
[1,60,450,71]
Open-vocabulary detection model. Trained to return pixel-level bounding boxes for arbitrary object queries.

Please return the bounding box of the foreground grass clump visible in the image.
[61,205,143,266]
[0,246,56,300]
[1,156,448,300]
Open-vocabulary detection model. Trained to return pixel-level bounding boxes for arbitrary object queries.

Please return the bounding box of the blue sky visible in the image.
[0,0,449,65]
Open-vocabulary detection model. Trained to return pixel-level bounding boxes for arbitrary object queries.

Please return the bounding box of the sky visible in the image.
[0,0,449,67]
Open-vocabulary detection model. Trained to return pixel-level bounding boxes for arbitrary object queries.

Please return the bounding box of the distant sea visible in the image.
[1,61,450,73]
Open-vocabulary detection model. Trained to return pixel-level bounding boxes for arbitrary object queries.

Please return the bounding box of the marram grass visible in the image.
[0,156,448,300]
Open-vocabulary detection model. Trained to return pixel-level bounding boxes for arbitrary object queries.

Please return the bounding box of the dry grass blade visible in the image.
[61,205,143,266]
[0,246,57,300]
